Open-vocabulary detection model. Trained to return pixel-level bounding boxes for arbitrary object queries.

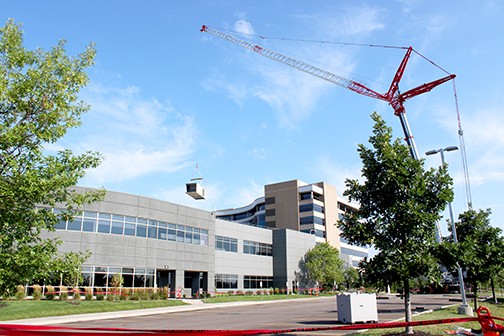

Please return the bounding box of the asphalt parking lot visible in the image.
[35,294,460,335]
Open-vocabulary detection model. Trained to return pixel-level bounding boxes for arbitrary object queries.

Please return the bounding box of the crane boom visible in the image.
[201,25,386,100]
[201,25,456,160]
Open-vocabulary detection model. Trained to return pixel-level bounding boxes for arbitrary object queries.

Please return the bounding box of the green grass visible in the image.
[359,301,504,335]
[0,299,187,321]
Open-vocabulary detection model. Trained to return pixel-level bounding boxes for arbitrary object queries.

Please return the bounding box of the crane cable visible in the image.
[222,28,474,210]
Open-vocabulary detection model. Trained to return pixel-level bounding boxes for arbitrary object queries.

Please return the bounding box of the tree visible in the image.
[435,209,504,310]
[343,267,361,290]
[0,19,104,296]
[41,250,92,288]
[304,242,344,289]
[338,112,453,334]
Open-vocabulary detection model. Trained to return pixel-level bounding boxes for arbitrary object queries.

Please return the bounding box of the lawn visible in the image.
[0,299,187,321]
[359,301,504,335]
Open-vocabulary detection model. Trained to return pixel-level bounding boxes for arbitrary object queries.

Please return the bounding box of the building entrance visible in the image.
[156,269,175,298]
[184,271,207,297]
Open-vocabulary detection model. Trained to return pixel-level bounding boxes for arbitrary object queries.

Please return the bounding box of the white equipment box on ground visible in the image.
[337,293,378,323]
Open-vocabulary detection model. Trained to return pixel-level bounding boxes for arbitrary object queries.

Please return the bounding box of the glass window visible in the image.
[215,236,238,252]
[55,219,66,230]
[67,218,82,231]
[136,225,147,238]
[176,230,184,242]
[158,227,167,240]
[111,221,123,235]
[83,211,97,218]
[200,229,209,245]
[98,220,110,233]
[82,218,95,232]
[124,216,135,223]
[243,240,272,256]
[137,218,147,224]
[244,275,273,289]
[148,226,157,239]
[168,228,176,241]
[99,213,111,220]
[124,223,135,236]
[215,274,238,289]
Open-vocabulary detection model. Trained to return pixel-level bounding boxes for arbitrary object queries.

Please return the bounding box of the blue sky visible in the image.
[2,1,503,238]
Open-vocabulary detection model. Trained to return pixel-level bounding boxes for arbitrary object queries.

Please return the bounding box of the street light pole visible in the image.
[425,146,473,316]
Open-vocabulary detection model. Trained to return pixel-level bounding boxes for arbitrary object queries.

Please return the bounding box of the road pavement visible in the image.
[3,294,461,335]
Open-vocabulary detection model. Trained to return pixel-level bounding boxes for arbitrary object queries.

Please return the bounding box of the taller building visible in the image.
[215,179,368,267]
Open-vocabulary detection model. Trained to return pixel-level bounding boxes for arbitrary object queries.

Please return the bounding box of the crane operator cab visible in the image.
[185,164,206,200]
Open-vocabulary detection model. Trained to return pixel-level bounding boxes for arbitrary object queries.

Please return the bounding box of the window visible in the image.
[124,223,135,236]
[215,235,238,252]
[265,197,275,205]
[215,274,238,289]
[300,216,325,226]
[299,203,324,213]
[67,218,82,231]
[244,275,273,289]
[82,218,95,232]
[136,225,147,237]
[299,192,311,201]
[243,240,272,256]
[111,221,123,235]
[98,219,110,233]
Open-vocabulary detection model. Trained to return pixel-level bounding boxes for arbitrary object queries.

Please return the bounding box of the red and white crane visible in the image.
[200,25,456,160]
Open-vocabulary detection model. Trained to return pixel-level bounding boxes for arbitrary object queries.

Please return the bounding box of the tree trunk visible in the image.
[404,280,413,334]
[491,278,498,304]
[473,282,478,312]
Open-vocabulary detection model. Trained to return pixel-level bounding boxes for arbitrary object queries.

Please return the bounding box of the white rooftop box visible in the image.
[337,293,378,323]
[186,182,206,200]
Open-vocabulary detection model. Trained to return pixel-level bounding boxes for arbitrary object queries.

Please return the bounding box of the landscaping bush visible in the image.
[95,287,105,301]
[59,286,68,300]
[15,285,25,300]
[84,287,93,300]
[32,285,42,300]
[45,285,55,300]
[72,287,81,301]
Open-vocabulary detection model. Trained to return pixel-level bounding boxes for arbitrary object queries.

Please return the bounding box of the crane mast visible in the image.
[201,25,456,160]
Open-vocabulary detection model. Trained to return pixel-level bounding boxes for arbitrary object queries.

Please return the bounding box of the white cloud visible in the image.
[314,154,362,197]
[234,19,255,36]
[462,107,504,186]
[62,82,196,185]
[249,147,266,159]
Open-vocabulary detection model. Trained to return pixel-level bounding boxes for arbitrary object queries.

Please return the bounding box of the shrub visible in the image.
[84,287,93,300]
[130,290,140,301]
[45,285,55,300]
[269,288,274,295]
[32,285,42,300]
[59,286,68,300]
[245,291,254,296]
[15,285,25,300]
[256,290,263,296]
[72,287,81,301]
[95,287,105,301]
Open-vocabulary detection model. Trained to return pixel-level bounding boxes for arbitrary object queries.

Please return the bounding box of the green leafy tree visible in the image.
[338,112,452,334]
[435,209,504,310]
[304,242,344,289]
[343,267,360,290]
[42,250,92,287]
[0,19,104,296]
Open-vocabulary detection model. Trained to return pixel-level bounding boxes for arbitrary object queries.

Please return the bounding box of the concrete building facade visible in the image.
[42,187,317,297]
